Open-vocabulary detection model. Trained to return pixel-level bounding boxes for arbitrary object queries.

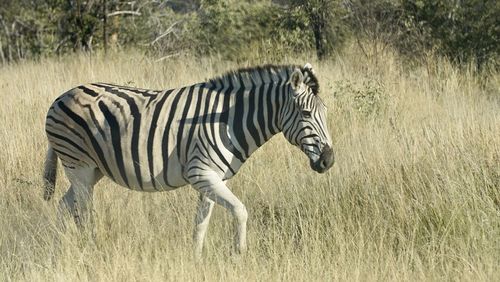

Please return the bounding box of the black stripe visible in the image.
[186,156,211,171]
[98,101,129,187]
[177,87,195,162]
[87,104,108,142]
[189,142,209,161]
[96,83,160,96]
[147,89,173,190]
[245,77,261,147]
[232,77,249,158]
[46,116,87,143]
[46,130,95,164]
[111,100,127,125]
[256,80,267,142]
[161,87,185,187]
[57,101,115,174]
[208,86,238,173]
[219,89,245,163]
[95,84,143,189]
[199,88,232,174]
[289,113,302,139]
[95,83,160,107]
[275,77,291,130]
[276,72,286,129]
[77,86,99,97]
[52,143,91,167]
[266,69,279,134]
[184,86,204,162]
[71,98,109,143]
[53,148,81,162]
[56,101,115,180]
[218,78,245,163]
[269,69,279,130]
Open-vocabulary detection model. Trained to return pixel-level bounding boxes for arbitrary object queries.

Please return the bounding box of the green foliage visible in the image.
[0,0,61,60]
[271,7,313,52]
[57,0,101,52]
[334,79,389,118]
[0,0,498,67]
[289,0,349,60]
[346,0,403,63]
[401,0,500,68]
[346,0,499,69]
[186,0,349,60]
[188,0,317,60]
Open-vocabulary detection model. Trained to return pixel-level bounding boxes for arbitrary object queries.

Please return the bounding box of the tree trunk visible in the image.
[311,13,326,60]
[103,0,108,54]
[0,37,5,64]
[306,2,329,61]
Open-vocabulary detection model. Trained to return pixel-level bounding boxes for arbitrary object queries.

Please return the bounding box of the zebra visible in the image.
[43,63,334,257]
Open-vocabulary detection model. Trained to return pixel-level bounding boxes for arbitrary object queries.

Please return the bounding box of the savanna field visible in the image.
[0,49,499,281]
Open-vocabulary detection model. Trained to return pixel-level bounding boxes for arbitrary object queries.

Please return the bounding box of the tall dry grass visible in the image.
[0,49,499,281]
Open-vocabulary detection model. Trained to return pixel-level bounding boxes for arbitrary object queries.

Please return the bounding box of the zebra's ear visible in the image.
[303,63,315,74]
[290,68,304,93]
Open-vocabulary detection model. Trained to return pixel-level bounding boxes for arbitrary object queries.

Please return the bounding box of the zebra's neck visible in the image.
[209,66,292,162]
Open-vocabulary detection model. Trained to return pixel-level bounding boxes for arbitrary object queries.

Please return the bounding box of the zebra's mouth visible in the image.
[309,145,334,173]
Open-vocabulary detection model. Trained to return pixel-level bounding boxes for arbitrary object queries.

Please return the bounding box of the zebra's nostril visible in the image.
[319,146,335,170]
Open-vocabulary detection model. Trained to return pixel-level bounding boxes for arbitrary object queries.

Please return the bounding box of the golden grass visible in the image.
[0,49,499,281]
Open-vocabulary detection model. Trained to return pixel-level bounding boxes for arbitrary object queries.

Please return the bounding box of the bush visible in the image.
[0,0,497,67]
[333,79,389,118]
[399,0,499,69]
[188,0,340,61]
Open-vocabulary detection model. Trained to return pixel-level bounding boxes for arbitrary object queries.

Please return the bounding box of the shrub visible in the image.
[399,0,499,69]
[333,79,389,118]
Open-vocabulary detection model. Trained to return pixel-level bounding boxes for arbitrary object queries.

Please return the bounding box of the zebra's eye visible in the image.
[302,110,312,118]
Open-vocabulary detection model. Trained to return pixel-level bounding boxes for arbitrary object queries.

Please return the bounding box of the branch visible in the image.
[107,11,141,17]
[155,52,181,63]
[55,36,70,54]
[150,21,180,45]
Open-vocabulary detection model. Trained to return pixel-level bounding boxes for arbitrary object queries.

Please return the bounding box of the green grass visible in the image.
[0,49,499,281]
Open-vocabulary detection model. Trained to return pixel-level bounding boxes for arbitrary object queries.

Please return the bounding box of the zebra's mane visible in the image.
[207,64,320,95]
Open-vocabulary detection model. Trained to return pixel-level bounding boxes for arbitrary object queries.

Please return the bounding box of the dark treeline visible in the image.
[0,0,498,68]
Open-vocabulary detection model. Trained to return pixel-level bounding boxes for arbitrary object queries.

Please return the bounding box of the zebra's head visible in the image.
[282,63,334,173]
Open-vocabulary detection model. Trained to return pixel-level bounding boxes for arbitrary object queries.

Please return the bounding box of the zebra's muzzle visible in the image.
[310,145,334,173]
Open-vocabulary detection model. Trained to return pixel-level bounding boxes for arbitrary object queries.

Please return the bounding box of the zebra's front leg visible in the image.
[189,174,248,255]
[193,194,215,259]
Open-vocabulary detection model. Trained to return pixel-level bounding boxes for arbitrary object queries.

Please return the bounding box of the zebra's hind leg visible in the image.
[58,166,102,229]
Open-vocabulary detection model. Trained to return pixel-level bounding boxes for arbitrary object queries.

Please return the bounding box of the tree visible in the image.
[290,0,348,60]
[400,0,500,68]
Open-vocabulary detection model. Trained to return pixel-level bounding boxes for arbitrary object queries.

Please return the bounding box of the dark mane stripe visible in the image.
[300,67,320,95]
[207,64,320,95]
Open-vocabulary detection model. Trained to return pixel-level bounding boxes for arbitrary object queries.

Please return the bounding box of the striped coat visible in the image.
[43,64,334,256]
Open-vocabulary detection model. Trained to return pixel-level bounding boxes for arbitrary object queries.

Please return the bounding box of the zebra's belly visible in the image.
[103,171,189,192]
[135,173,189,192]
[97,157,189,192]
[132,179,188,192]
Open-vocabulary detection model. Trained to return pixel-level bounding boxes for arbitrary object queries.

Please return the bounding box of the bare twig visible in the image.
[154,52,181,62]
[107,11,141,17]
[0,37,5,64]
[55,36,70,54]
[150,21,180,45]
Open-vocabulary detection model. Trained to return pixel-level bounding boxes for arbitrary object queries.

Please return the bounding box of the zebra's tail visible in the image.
[43,145,58,201]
